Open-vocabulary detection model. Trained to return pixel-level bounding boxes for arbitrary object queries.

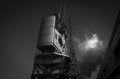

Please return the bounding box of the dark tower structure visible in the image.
[97,11,120,79]
[68,18,78,79]
[31,0,78,79]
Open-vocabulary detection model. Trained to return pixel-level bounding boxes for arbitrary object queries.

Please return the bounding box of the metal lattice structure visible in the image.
[31,0,78,79]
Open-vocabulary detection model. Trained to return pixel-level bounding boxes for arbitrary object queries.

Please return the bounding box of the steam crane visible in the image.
[31,0,78,79]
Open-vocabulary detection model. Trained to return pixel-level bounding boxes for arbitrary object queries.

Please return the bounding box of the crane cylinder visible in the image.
[37,14,69,57]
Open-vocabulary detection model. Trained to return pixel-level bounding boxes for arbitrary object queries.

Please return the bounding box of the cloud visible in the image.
[73,33,107,57]
[74,34,106,53]
[73,33,107,79]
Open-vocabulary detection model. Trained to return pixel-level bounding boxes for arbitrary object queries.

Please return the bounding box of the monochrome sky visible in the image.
[1,0,120,79]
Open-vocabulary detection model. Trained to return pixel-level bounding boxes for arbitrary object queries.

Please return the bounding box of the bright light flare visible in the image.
[78,34,104,52]
[85,34,99,49]
[73,33,107,62]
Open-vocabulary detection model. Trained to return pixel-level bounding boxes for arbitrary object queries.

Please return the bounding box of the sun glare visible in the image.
[85,34,98,49]
[78,34,104,52]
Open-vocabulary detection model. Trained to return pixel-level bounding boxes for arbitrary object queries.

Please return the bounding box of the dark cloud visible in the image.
[76,50,103,78]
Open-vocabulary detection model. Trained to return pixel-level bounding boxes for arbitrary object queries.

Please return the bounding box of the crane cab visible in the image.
[37,13,69,57]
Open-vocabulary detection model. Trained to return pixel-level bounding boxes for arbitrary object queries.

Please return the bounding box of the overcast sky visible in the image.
[1,0,120,79]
